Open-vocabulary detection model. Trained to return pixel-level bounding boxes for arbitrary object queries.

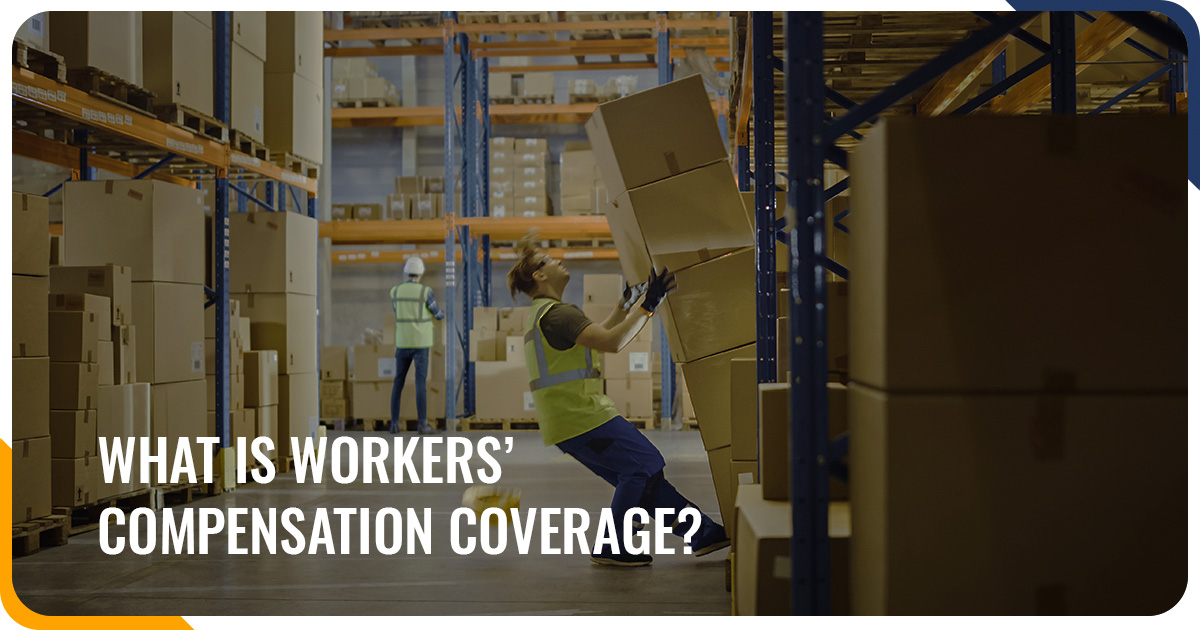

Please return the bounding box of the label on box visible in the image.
[378,358,396,379]
[523,392,535,411]
[629,352,650,372]
[737,472,754,484]
[522,211,536,217]
[191,342,205,374]
[773,556,792,579]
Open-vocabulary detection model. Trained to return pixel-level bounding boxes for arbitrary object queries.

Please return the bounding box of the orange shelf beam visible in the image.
[320,216,612,245]
[319,219,448,244]
[13,131,196,188]
[323,19,727,44]
[228,151,319,194]
[457,216,611,240]
[333,102,726,128]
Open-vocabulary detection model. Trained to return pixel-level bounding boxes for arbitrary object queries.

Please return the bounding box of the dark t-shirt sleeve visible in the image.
[539,303,594,351]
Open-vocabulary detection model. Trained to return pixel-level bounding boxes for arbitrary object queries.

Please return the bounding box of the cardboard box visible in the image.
[394,176,426,195]
[321,346,349,380]
[96,384,133,495]
[253,406,277,458]
[473,307,499,331]
[13,357,50,441]
[734,485,851,615]
[49,265,132,326]
[607,161,752,282]
[234,292,317,374]
[583,274,623,306]
[245,351,280,407]
[605,378,653,419]
[97,341,114,386]
[490,198,515,218]
[705,445,734,529]
[132,282,205,384]
[227,409,255,444]
[49,235,62,268]
[680,344,755,451]
[475,362,536,419]
[13,437,52,524]
[13,275,48,357]
[232,43,265,141]
[849,116,1185,393]
[729,359,758,461]
[51,456,101,507]
[385,194,409,220]
[470,329,498,362]
[63,180,204,284]
[229,212,318,295]
[513,152,547,168]
[397,376,448,420]
[114,325,137,385]
[50,410,97,459]
[50,362,99,410]
[49,12,143,86]
[142,12,213,116]
[661,247,756,363]
[514,165,547,182]
[353,344,395,381]
[48,311,99,363]
[585,75,728,195]
[321,398,348,418]
[497,307,529,334]
[48,293,111,342]
[601,345,653,381]
[516,138,549,153]
[350,381,391,419]
[12,192,49,277]
[278,372,319,458]
[147,381,206,484]
[15,12,46,51]
[515,195,548,216]
[265,11,323,84]
[265,71,324,162]
[204,336,245,377]
[233,11,266,60]
[321,379,346,398]
[503,336,524,363]
[490,137,514,151]
[522,72,554,96]
[352,204,383,221]
[850,384,1186,615]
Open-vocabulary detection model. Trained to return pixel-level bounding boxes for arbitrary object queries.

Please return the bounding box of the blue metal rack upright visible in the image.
[442,11,460,424]
[656,11,676,425]
[212,11,233,458]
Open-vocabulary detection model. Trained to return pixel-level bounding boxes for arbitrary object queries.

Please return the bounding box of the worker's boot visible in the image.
[389,420,400,434]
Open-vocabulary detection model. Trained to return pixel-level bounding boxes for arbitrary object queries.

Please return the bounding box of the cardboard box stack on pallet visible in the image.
[265,11,323,163]
[13,192,52,525]
[351,320,448,427]
[489,137,549,217]
[580,275,654,424]
[62,180,208,488]
[231,12,266,142]
[243,349,279,469]
[559,144,608,216]
[387,175,446,220]
[471,307,535,420]
[331,58,399,106]
[142,12,214,116]
[319,346,351,421]
[204,300,252,477]
[230,211,319,466]
[846,116,1186,615]
[48,12,143,86]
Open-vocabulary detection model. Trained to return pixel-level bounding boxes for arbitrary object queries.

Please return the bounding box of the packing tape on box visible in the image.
[105,181,114,194]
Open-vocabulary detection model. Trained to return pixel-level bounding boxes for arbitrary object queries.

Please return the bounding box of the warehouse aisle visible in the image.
[13,430,730,616]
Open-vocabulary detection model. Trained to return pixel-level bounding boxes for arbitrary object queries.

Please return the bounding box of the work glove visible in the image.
[639,268,678,314]
[620,281,649,311]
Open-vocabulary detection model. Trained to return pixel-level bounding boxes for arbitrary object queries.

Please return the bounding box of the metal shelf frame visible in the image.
[12,11,320,465]
[740,9,1188,614]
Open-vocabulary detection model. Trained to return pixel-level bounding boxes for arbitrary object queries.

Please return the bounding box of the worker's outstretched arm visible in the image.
[575,269,676,354]
[599,280,647,329]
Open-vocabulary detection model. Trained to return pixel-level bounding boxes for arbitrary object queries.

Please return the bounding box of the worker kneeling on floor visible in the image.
[505,232,730,567]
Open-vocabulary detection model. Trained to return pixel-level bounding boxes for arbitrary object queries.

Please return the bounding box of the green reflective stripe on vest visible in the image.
[392,283,433,348]
[524,297,618,446]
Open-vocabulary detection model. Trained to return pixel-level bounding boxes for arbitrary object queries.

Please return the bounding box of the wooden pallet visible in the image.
[461,417,540,431]
[231,129,270,161]
[559,238,614,248]
[488,96,516,105]
[682,418,699,430]
[271,152,320,181]
[65,66,156,117]
[12,514,70,557]
[276,456,295,474]
[51,487,155,537]
[333,98,397,109]
[568,94,606,104]
[357,418,443,432]
[158,481,219,506]
[514,95,552,105]
[154,103,228,143]
[13,40,66,83]
[320,417,349,431]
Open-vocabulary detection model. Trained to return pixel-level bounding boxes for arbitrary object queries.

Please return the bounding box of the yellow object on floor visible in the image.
[462,485,521,520]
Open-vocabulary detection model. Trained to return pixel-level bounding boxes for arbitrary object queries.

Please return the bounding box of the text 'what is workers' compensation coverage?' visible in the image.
[96,436,704,557]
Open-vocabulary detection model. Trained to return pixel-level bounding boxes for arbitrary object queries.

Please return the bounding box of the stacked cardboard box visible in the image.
[230,211,319,463]
[846,117,1186,614]
[587,75,754,529]
[264,11,324,162]
[389,176,446,220]
[231,12,266,141]
[331,57,399,106]
[142,12,214,116]
[48,12,143,87]
[320,346,351,420]
[244,350,279,466]
[205,299,249,478]
[472,307,534,419]
[12,192,51,524]
[489,138,549,217]
[559,146,607,216]
[46,290,105,507]
[63,180,208,487]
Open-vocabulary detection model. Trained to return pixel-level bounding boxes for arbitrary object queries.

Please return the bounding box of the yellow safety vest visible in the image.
[391,282,433,348]
[524,297,618,446]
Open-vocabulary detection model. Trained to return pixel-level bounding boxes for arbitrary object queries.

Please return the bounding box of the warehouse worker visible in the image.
[390,256,446,435]
[507,234,729,567]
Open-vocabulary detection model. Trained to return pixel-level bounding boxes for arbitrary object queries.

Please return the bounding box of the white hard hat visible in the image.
[404,256,425,276]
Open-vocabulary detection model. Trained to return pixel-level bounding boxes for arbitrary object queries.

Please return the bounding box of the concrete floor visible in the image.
[14,429,731,616]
